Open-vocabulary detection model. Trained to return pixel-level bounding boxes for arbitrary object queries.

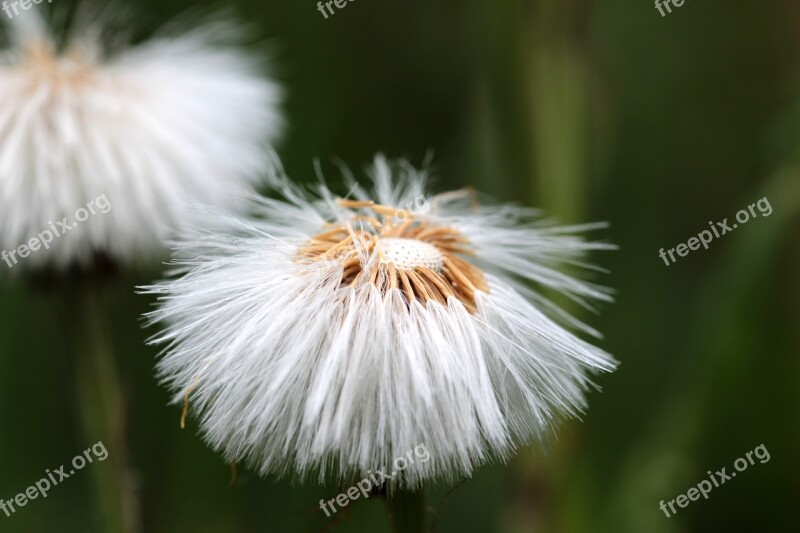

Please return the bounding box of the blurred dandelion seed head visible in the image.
[0,10,283,271]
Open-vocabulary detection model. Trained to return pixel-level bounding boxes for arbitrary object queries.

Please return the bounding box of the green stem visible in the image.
[69,284,140,533]
[385,488,427,533]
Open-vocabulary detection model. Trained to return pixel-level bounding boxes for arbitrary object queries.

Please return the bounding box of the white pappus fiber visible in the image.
[0,10,283,270]
[144,156,617,490]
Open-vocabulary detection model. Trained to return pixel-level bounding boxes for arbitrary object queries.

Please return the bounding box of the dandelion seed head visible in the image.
[144,156,617,489]
[0,11,283,271]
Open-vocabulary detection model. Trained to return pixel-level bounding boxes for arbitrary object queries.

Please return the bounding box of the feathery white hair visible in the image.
[0,9,283,270]
[144,156,617,489]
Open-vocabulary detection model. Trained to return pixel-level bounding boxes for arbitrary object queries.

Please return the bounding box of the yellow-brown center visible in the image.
[19,42,97,86]
[297,199,488,313]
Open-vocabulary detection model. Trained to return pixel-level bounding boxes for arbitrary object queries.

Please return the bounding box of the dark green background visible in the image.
[1,0,798,531]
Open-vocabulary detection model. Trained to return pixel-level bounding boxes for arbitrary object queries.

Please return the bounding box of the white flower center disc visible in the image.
[379,237,444,273]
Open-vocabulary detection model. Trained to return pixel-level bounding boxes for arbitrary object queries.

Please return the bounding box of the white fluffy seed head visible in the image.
[0,11,283,271]
[379,237,444,273]
[144,156,617,489]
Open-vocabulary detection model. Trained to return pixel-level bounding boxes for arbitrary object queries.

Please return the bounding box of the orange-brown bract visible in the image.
[297,199,489,313]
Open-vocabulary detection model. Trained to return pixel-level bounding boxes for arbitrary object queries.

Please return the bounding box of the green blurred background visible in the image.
[1,0,799,531]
